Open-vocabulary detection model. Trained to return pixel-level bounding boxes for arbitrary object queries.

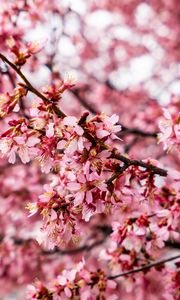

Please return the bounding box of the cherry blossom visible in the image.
[0,1,179,299]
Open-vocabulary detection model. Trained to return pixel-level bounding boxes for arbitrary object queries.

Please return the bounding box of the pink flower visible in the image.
[67,174,91,206]
[67,172,106,207]
[122,232,143,252]
[58,269,77,297]
[38,153,53,174]
[56,260,85,297]
[37,136,59,173]
[39,184,56,203]
[46,122,54,138]
[57,116,85,155]
[158,108,180,152]
[7,38,44,66]
[63,116,84,135]
[0,135,40,164]
[58,269,76,284]
[96,114,122,139]
[82,204,96,222]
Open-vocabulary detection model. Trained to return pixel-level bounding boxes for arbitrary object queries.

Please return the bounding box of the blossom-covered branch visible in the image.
[0,53,168,181]
[0,2,179,298]
[0,53,66,118]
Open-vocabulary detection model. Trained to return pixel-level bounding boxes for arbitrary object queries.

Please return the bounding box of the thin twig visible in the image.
[108,254,180,279]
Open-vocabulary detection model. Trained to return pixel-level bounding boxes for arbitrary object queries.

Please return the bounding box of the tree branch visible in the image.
[106,164,129,185]
[110,151,167,177]
[108,254,180,279]
[0,53,66,118]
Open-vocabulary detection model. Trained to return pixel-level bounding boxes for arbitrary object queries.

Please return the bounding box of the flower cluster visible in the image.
[27,259,117,300]
[42,75,75,102]
[7,38,43,66]
[0,119,40,164]
[0,86,27,117]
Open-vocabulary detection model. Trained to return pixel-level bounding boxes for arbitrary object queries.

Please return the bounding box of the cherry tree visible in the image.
[0,1,179,299]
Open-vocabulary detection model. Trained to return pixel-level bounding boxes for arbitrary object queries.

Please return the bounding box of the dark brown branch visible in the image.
[165,240,180,249]
[124,137,139,153]
[108,254,180,279]
[106,164,129,185]
[0,53,66,118]
[72,89,98,115]
[121,126,157,138]
[110,151,167,177]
